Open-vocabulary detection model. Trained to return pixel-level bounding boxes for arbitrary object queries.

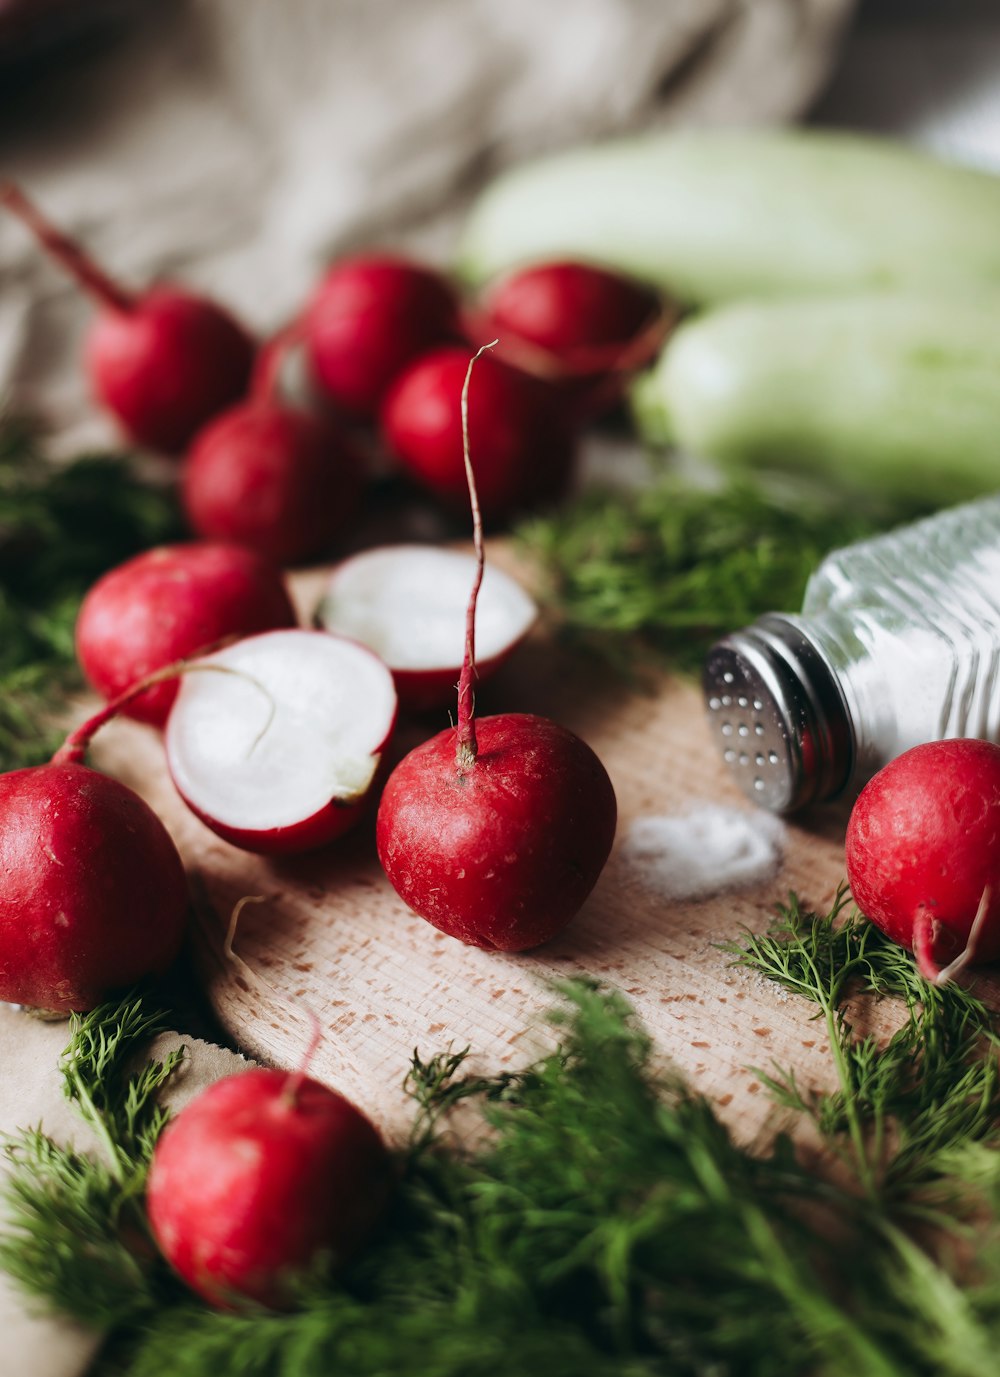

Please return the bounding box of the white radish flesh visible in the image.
[165,629,397,853]
[316,545,537,709]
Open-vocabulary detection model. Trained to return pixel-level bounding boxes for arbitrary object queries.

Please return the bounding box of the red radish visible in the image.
[478,261,668,418]
[304,253,460,418]
[0,182,254,453]
[315,544,537,711]
[376,347,616,951]
[182,330,363,567]
[485,262,661,360]
[146,1066,391,1309]
[76,543,297,728]
[165,629,397,854]
[0,701,189,1010]
[381,346,576,521]
[845,739,1000,983]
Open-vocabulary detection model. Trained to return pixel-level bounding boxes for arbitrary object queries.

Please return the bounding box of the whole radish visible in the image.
[304,253,461,418]
[76,542,297,728]
[0,703,188,1012]
[846,739,1000,982]
[1,183,254,453]
[146,1066,391,1309]
[182,331,363,566]
[376,347,616,951]
[484,262,660,360]
[381,346,576,521]
[480,261,667,419]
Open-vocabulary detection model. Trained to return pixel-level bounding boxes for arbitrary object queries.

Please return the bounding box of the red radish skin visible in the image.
[0,762,188,1011]
[377,712,616,950]
[76,543,297,728]
[182,331,363,567]
[304,254,460,418]
[376,346,616,951]
[381,347,576,520]
[165,630,398,855]
[146,1068,391,1309]
[476,262,668,420]
[178,781,378,857]
[845,739,1000,981]
[1,183,254,453]
[485,260,660,361]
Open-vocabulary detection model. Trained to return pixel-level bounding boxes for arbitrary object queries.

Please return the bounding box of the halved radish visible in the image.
[165,629,397,854]
[315,545,537,711]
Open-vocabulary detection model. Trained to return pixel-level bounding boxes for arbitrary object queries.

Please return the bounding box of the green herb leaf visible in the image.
[517,477,916,673]
[0,996,182,1329]
[0,414,181,770]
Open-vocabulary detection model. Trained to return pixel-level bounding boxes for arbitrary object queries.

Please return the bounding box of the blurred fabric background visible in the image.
[0,0,997,446]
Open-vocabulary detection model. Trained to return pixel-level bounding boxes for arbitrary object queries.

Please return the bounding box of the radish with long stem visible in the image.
[376,346,617,951]
[0,183,254,453]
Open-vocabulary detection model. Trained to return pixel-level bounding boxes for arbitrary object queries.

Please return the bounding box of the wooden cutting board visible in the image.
[86,549,866,1147]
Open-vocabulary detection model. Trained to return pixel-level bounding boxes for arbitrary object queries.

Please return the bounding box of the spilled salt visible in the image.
[619,805,785,902]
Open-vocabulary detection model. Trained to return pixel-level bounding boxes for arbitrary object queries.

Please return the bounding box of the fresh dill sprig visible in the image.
[0,414,181,769]
[7,964,1000,1376]
[517,478,909,673]
[725,893,1000,1206]
[0,997,183,1328]
[119,980,909,1377]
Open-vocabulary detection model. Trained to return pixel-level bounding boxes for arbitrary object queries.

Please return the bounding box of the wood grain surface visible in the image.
[85,550,871,1148]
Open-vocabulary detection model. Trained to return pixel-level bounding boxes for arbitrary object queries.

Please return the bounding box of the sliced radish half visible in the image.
[315,545,537,711]
[165,629,397,854]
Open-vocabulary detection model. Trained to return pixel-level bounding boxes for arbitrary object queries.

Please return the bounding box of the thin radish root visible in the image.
[916,885,993,987]
[222,893,323,1107]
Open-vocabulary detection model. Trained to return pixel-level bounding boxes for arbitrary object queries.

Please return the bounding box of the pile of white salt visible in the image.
[618,805,786,902]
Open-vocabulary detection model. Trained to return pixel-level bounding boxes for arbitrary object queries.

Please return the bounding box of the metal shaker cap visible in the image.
[702,615,853,813]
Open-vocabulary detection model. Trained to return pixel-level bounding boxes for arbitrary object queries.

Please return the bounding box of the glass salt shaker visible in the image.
[702,495,1000,812]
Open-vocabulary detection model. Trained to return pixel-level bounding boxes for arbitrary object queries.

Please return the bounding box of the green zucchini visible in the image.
[459,130,1000,304]
[631,294,1000,502]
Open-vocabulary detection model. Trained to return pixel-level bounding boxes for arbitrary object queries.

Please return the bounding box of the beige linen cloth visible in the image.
[0,0,852,449]
[0,2,852,1372]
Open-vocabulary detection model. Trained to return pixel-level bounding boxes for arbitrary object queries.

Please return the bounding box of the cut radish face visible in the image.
[165,630,397,854]
[315,545,537,711]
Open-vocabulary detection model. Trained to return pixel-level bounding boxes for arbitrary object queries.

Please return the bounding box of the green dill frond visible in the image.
[61,997,186,1175]
[0,1131,154,1329]
[0,994,184,1328]
[516,478,904,673]
[7,966,1000,1375]
[727,892,1000,1206]
[0,413,180,770]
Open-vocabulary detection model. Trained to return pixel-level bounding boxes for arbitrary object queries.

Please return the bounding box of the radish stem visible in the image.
[455,340,498,773]
[53,658,276,767]
[0,182,135,314]
[249,321,304,404]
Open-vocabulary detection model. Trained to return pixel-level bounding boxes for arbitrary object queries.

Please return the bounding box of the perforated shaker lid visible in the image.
[702,615,853,813]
